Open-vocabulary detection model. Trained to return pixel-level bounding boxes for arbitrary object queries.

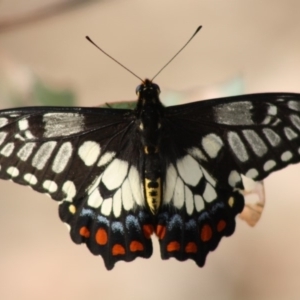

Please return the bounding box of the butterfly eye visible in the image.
[136,85,142,95]
[154,84,161,95]
[150,83,160,95]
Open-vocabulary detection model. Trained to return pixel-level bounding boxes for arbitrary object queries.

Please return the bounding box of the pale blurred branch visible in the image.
[0,0,99,34]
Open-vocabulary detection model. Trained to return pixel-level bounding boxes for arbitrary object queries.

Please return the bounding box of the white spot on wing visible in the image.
[0,118,8,128]
[194,194,204,212]
[97,151,116,167]
[86,175,102,195]
[242,129,267,157]
[43,180,58,193]
[0,132,7,145]
[32,141,57,170]
[245,168,259,179]
[25,130,35,139]
[203,183,217,202]
[7,166,19,177]
[128,166,144,206]
[188,147,207,161]
[185,186,194,215]
[228,132,249,162]
[173,177,184,209]
[14,133,25,141]
[262,128,281,146]
[263,160,276,171]
[281,151,292,161]
[52,142,73,173]
[176,155,202,186]
[101,198,112,216]
[228,170,241,187]
[24,173,38,185]
[87,189,103,208]
[201,166,216,187]
[0,142,14,157]
[213,101,254,125]
[78,141,100,166]
[122,179,134,210]
[43,113,84,137]
[284,127,298,140]
[102,159,128,190]
[17,142,36,161]
[18,119,28,130]
[261,116,272,125]
[113,189,122,218]
[267,105,277,116]
[201,133,223,158]
[62,180,76,201]
[290,114,300,131]
[288,100,300,111]
[164,163,177,204]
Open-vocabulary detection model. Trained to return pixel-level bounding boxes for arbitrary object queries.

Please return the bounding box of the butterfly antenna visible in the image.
[151,25,202,81]
[86,36,144,82]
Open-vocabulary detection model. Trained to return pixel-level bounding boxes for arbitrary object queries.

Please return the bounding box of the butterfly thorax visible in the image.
[135,80,164,215]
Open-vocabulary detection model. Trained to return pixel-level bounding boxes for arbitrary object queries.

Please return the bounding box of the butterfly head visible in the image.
[136,79,161,98]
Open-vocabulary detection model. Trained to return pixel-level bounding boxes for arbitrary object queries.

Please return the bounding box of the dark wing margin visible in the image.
[60,204,154,270]
[157,93,300,267]
[0,106,152,269]
[156,190,244,267]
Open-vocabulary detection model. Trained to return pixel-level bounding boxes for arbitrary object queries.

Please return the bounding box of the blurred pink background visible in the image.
[0,1,300,299]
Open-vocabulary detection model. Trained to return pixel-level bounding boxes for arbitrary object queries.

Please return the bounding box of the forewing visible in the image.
[0,106,153,269]
[165,93,300,182]
[157,93,300,266]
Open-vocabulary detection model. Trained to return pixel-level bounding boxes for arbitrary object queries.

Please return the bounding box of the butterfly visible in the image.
[1,77,300,269]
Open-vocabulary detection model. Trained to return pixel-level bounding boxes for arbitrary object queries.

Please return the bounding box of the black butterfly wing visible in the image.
[0,106,153,269]
[165,93,300,181]
[157,93,300,266]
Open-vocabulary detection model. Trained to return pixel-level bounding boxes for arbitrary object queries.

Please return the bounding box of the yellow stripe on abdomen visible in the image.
[145,177,161,215]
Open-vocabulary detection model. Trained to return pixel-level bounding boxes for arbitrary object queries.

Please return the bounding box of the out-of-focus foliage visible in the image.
[99,100,136,109]
[33,79,75,106]
[162,76,244,106]
[0,52,75,107]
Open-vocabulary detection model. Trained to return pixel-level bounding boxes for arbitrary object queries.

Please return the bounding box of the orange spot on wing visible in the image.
[143,224,154,239]
[79,226,90,238]
[185,242,197,253]
[95,228,108,245]
[167,241,180,252]
[112,244,125,256]
[130,241,144,252]
[201,224,212,242]
[156,225,166,239]
[217,220,226,232]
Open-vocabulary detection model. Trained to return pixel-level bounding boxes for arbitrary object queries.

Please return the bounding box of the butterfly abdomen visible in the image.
[144,152,162,214]
[136,81,164,215]
[140,113,163,215]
